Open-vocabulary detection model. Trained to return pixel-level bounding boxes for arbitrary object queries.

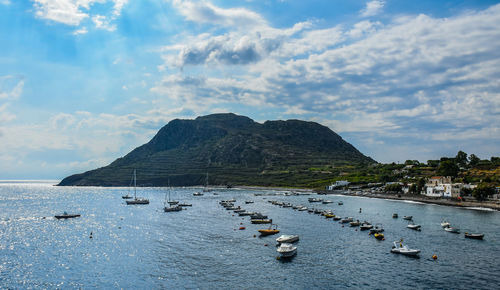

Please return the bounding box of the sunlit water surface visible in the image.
[1,182,499,289]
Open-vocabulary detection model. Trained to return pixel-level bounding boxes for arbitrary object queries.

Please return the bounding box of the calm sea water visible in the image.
[1,181,499,289]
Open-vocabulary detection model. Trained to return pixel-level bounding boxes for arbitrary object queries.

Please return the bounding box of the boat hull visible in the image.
[55,214,80,219]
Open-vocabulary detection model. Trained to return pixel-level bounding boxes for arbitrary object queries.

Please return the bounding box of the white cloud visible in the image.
[0,76,24,100]
[32,0,127,31]
[361,0,385,17]
[0,0,11,5]
[73,27,88,35]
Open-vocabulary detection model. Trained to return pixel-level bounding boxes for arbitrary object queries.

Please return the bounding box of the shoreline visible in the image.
[317,191,500,211]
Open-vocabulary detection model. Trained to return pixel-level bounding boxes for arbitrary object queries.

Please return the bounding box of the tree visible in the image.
[385,183,402,193]
[456,151,468,167]
[438,160,459,177]
[469,154,480,166]
[472,183,496,201]
[409,184,417,194]
[416,178,426,194]
[427,160,439,167]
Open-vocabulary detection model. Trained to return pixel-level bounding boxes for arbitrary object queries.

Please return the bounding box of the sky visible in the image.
[0,0,499,179]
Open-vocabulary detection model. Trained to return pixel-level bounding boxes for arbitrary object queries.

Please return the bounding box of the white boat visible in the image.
[391,241,420,256]
[444,226,460,233]
[125,170,150,205]
[441,220,451,228]
[193,192,204,196]
[276,235,299,244]
[322,200,333,204]
[277,243,297,258]
[407,223,421,231]
[402,216,413,220]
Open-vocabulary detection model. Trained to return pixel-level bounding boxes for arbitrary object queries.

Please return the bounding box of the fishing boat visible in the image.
[407,222,421,231]
[258,224,280,236]
[402,216,413,220]
[276,234,299,244]
[391,240,420,256]
[444,226,460,233]
[126,170,150,205]
[277,243,297,258]
[464,232,484,240]
[55,212,81,219]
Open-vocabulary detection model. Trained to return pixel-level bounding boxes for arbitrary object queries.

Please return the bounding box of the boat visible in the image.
[125,170,150,205]
[350,220,361,227]
[440,220,451,228]
[245,201,254,204]
[202,172,212,192]
[276,234,299,244]
[178,203,192,207]
[464,232,484,240]
[340,217,353,223]
[258,224,280,236]
[392,213,398,218]
[391,240,420,256]
[360,222,373,231]
[251,219,273,224]
[374,233,385,240]
[164,205,182,212]
[407,222,421,231]
[444,226,460,234]
[322,200,333,204]
[369,224,384,234]
[298,206,308,211]
[121,194,132,199]
[402,216,413,220]
[193,192,204,196]
[277,243,297,258]
[308,197,322,203]
[164,181,181,211]
[250,213,268,219]
[55,212,80,219]
[324,213,335,218]
[338,201,343,205]
[238,211,255,216]
[333,216,341,221]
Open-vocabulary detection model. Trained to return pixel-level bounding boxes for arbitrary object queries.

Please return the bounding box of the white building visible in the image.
[327,180,350,190]
[425,183,463,198]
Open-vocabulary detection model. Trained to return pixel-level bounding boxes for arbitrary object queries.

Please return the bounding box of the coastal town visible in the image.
[321,151,500,210]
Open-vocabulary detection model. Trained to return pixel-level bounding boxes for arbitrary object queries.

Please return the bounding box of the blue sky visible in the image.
[0,0,499,179]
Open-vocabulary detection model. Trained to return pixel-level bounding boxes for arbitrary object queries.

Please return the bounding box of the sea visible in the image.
[1,181,499,289]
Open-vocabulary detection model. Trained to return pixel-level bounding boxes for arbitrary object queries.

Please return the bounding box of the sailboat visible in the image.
[164,181,182,212]
[202,172,212,192]
[125,170,149,205]
[122,172,134,199]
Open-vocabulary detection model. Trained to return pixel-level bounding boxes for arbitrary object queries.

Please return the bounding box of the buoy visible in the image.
[432,254,437,260]
[253,234,256,238]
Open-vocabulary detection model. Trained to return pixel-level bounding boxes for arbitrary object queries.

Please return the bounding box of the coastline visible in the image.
[317,191,500,211]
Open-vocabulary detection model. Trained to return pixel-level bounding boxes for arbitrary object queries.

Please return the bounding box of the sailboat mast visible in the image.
[134,169,137,199]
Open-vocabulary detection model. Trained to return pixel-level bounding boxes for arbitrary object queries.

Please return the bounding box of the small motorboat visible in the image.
[298,206,308,211]
[369,224,384,234]
[55,212,81,219]
[402,216,413,220]
[239,211,255,216]
[308,198,322,203]
[233,208,245,213]
[333,216,341,221]
[464,232,484,240]
[126,198,149,205]
[258,224,280,236]
[164,205,182,212]
[322,200,333,204]
[350,220,361,227]
[276,234,299,244]
[340,217,353,223]
[178,203,192,207]
[251,219,273,224]
[374,233,385,240]
[324,213,335,218]
[277,243,297,258]
[444,227,460,234]
[167,200,179,205]
[391,240,420,256]
[360,222,373,231]
[250,213,268,219]
[392,213,398,218]
[245,200,254,204]
[121,194,132,199]
[193,192,204,196]
[441,220,451,228]
[407,223,421,231]
[338,201,343,205]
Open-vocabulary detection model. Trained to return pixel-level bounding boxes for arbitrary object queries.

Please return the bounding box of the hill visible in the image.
[58,113,375,187]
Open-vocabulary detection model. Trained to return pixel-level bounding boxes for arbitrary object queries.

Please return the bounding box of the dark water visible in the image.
[1,182,499,289]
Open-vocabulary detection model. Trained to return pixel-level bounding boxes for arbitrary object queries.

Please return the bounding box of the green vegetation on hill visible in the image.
[58,113,375,187]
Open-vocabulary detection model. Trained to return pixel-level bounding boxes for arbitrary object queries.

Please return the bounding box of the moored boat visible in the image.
[55,212,80,219]
[441,220,451,228]
[403,216,413,220]
[258,224,279,236]
[125,170,149,205]
[276,234,299,244]
[391,240,420,256]
[350,220,361,227]
[444,226,460,234]
[392,213,398,218]
[251,219,273,224]
[277,243,297,258]
[407,222,421,231]
[374,233,385,240]
[464,232,484,240]
[360,222,373,231]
